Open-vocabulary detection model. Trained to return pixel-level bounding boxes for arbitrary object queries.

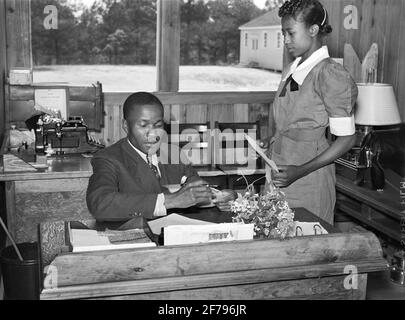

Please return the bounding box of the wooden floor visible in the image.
[367,270,405,300]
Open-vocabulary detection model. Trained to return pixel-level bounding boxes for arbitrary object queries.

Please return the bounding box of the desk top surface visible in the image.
[336,174,401,216]
[0,153,266,181]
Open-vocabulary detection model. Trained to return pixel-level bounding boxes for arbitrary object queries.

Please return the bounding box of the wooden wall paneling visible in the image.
[163,104,171,124]
[209,104,235,124]
[9,100,35,127]
[5,0,32,70]
[210,104,236,165]
[185,104,208,123]
[374,0,388,83]
[0,0,6,142]
[343,44,360,82]
[233,104,249,123]
[112,104,121,143]
[104,92,275,107]
[381,0,401,86]
[170,104,186,123]
[156,0,180,92]
[358,0,376,61]
[119,103,126,140]
[104,104,113,146]
[396,0,405,121]
[9,85,34,100]
[249,103,271,139]
[338,0,358,59]
[351,0,364,59]
[323,0,343,57]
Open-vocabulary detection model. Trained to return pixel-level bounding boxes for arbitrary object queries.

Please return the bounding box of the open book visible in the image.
[67,221,156,252]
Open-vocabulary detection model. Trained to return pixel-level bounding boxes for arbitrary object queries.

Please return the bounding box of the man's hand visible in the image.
[213,189,237,212]
[164,180,213,209]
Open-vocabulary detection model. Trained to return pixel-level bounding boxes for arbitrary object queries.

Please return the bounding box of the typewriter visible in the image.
[33,115,104,155]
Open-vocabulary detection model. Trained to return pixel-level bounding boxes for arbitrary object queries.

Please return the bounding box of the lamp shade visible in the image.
[355,83,401,125]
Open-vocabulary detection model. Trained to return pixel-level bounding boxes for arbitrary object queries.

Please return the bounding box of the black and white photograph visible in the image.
[0,0,404,307]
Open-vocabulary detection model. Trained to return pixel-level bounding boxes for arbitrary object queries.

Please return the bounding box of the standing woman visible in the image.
[265,0,358,224]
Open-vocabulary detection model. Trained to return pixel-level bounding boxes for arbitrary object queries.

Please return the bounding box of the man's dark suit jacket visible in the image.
[86,138,199,221]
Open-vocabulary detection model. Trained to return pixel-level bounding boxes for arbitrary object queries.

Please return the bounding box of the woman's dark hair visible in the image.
[279,0,333,35]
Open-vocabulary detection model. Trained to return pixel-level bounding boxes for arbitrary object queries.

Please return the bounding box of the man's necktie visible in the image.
[146,155,161,180]
[279,75,299,97]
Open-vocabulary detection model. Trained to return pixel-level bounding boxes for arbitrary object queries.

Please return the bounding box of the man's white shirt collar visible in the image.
[282,46,330,85]
[127,139,160,170]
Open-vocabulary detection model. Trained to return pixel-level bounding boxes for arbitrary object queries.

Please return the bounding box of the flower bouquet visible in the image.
[230,177,295,240]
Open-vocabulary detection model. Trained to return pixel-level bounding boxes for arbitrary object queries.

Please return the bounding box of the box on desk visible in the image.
[149,213,254,246]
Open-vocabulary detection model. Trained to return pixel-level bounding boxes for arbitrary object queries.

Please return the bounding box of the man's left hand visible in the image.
[216,201,232,212]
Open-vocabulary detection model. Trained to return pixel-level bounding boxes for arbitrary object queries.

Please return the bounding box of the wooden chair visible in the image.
[214,121,263,191]
[166,122,212,167]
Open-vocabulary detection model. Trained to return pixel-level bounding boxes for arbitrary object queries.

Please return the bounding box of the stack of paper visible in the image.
[149,213,254,246]
[69,228,156,252]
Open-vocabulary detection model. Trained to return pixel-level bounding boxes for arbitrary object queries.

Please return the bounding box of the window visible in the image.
[31,0,157,92]
[251,39,258,50]
[179,0,280,91]
[277,32,282,49]
[30,0,281,92]
[264,33,267,48]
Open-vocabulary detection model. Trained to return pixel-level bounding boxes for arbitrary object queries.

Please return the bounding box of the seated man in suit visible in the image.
[87,92,229,221]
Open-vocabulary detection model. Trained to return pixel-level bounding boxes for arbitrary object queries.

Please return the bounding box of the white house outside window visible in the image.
[264,33,267,48]
[277,32,282,49]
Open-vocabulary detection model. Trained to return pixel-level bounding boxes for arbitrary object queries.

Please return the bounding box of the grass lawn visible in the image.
[33,65,281,92]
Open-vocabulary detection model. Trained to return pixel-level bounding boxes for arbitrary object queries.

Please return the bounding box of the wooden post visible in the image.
[156,0,180,92]
[0,0,7,142]
[5,0,32,71]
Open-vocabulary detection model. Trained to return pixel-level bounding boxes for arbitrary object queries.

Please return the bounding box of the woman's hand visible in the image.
[213,189,237,212]
[272,165,304,188]
[258,138,271,150]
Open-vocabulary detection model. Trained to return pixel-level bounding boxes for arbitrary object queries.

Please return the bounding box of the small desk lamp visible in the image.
[354,83,402,191]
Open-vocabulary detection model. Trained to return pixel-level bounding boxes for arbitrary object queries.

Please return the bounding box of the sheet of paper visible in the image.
[294,221,328,236]
[244,133,279,172]
[2,154,37,173]
[164,223,254,246]
[70,229,155,252]
[148,213,214,235]
[34,88,68,120]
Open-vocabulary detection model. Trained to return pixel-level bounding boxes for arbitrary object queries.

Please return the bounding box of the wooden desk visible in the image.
[335,174,402,246]
[0,154,265,243]
[38,208,386,300]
